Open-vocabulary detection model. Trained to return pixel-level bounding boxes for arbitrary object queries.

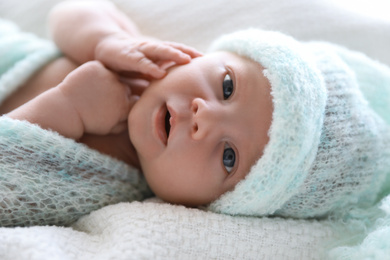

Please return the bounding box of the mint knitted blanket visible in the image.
[0,19,151,227]
[0,19,59,104]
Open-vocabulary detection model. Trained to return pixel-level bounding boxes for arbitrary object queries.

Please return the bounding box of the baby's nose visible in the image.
[191,98,223,141]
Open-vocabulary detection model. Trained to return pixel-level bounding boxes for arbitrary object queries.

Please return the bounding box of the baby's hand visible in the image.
[94,33,202,78]
[59,61,136,136]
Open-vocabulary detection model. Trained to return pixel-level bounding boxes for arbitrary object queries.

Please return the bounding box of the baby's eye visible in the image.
[222,74,234,100]
[223,143,236,173]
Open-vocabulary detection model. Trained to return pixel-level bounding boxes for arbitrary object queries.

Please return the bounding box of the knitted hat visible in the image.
[207,29,390,218]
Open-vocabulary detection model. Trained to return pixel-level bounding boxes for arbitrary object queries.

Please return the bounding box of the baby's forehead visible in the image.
[203,51,266,73]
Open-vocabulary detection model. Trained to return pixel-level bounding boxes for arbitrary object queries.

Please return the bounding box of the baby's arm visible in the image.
[7,61,134,140]
[49,1,201,78]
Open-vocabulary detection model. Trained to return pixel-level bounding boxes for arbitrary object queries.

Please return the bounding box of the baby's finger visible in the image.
[140,43,193,65]
[116,50,166,78]
[136,57,167,78]
[164,41,203,58]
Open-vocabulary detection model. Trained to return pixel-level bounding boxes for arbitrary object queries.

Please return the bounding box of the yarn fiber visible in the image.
[0,18,60,103]
[0,117,152,227]
[277,45,390,218]
[209,29,390,218]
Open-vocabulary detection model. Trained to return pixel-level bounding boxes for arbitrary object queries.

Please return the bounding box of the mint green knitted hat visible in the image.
[207,29,390,218]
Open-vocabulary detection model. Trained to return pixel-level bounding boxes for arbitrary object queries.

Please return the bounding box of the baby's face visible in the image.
[128,51,273,206]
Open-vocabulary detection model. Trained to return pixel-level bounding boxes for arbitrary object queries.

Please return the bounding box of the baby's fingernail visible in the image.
[153,69,166,78]
[181,53,191,60]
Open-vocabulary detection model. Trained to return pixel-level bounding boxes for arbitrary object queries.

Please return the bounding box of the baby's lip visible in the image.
[166,105,176,144]
[154,104,168,145]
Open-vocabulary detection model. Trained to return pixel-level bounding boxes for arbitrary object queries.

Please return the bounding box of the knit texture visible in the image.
[0,200,346,260]
[277,45,390,218]
[0,117,152,227]
[208,29,390,218]
[0,18,60,103]
[0,20,152,227]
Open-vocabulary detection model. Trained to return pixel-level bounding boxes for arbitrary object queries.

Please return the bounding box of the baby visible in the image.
[0,1,271,226]
[1,1,390,226]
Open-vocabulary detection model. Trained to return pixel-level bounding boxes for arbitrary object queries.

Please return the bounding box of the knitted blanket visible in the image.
[0,19,59,104]
[0,117,152,227]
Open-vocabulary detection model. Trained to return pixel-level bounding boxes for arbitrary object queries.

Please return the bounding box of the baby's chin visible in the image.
[153,190,213,208]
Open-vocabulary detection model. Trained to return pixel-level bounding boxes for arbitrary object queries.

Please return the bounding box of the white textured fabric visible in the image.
[2,197,390,260]
[0,200,348,260]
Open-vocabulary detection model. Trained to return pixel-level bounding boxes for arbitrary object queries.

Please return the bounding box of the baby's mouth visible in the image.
[165,109,171,139]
